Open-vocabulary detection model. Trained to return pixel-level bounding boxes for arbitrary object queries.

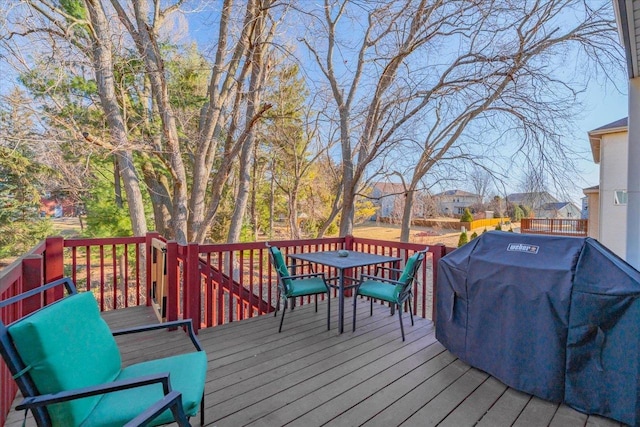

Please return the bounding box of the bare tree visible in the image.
[298,0,622,242]
[469,166,491,205]
[7,0,280,243]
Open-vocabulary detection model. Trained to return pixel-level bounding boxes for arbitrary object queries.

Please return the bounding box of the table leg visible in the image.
[339,269,344,334]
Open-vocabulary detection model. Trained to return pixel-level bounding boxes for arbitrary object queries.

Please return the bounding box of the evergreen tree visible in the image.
[460,208,473,222]
[0,94,54,256]
[458,231,469,247]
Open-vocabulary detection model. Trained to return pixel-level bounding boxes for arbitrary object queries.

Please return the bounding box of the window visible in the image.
[614,190,628,205]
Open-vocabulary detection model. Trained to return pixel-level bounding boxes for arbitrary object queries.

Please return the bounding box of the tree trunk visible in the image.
[288,188,300,240]
[141,158,173,237]
[113,155,122,208]
[85,0,147,236]
[400,187,415,243]
[227,1,267,243]
[269,157,275,240]
[129,0,189,243]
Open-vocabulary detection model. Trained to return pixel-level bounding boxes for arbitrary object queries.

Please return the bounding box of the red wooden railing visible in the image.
[521,218,588,237]
[0,233,449,425]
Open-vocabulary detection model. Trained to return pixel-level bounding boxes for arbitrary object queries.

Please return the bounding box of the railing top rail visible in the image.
[198,237,345,253]
[151,238,167,250]
[63,236,146,247]
[0,240,46,293]
[352,237,439,252]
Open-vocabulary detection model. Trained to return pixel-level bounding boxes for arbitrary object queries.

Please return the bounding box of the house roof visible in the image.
[506,192,558,204]
[587,117,628,164]
[583,185,599,195]
[372,182,406,195]
[540,202,569,211]
[539,202,580,212]
[434,189,479,197]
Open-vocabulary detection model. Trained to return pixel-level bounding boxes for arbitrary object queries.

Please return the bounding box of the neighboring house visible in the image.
[433,190,482,216]
[583,117,628,259]
[536,202,582,219]
[369,182,431,220]
[370,182,406,219]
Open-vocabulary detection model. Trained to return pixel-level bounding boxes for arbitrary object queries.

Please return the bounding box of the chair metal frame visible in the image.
[0,277,205,427]
[352,248,428,341]
[267,244,332,332]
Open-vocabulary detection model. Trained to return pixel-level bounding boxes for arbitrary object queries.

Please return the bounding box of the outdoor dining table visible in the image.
[287,250,402,333]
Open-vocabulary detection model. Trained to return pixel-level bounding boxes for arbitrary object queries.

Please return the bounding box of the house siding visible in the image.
[599,131,628,258]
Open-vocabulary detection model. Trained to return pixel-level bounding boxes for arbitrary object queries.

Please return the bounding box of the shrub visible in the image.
[460,208,473,222]
[513,205,525,221]
[470,231,478,240]
[495,223,502,231]
[458,231,469,247]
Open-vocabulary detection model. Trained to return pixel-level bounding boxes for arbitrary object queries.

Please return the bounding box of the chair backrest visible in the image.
[267,244,292,292]
[394,248,428,299]
[0,279,122,426]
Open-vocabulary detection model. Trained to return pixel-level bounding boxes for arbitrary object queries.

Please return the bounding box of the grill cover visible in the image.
[435,231,640,425]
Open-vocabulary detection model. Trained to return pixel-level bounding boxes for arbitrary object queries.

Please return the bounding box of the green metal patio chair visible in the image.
[0,277,207,427]
[352,247,428,341]
[267,243,331,332]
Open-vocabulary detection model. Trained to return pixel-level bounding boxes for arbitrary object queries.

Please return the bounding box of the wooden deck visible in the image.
[7,300,624,427]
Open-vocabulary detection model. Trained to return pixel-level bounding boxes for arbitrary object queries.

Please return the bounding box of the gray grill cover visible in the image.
[435,231,640,425]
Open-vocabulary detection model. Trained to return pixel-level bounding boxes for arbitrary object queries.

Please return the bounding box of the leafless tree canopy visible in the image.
[0,0,625,243]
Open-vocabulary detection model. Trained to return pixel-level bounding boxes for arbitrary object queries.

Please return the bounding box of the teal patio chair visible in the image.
[352,248,428,341]
[0,277,207,427]
[267,244,331,332]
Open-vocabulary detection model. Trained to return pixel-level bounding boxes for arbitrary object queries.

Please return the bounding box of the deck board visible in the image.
[6,300,626,427]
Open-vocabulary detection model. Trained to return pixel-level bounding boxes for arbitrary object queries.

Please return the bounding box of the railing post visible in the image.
[44,237,64,302]
[145,232,160,307]
[344,235,354,250]
[166,241,179,322]
[185,243,201,333]
[344,235,355,295]
[22,255,43,316]
[431,244,447,322]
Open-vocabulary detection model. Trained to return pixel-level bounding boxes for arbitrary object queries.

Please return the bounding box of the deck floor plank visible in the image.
[5,300,629,427]
[240,324,438,427]
[513,396,561,427]
[436,375,509,427]
[400,367,490,426]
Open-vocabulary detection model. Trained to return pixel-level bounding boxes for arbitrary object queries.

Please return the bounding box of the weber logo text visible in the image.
[507,243,539,254]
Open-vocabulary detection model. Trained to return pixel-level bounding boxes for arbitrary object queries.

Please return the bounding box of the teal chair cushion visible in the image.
[8,292,122,426]
[82,351,208,427]
[357,279,401,303]
[398,252,419,284]
[288,277,328,297]
[270,246,292,288]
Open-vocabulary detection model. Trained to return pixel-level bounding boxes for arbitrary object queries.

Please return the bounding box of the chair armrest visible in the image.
[286,262,316,273]
[288,272,326,281]
[359,274,405,287]
[124,390,189,427]
[375,266,403,276]
[16,373,172,410]
[112,319,203,351]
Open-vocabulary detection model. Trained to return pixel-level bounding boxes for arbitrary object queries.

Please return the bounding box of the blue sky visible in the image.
[570,79,628,201]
